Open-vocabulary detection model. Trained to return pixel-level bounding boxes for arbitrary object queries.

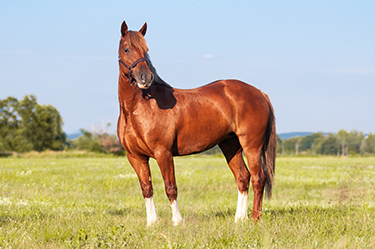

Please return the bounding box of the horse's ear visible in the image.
[121,21,128,37]
[139,22,147,36]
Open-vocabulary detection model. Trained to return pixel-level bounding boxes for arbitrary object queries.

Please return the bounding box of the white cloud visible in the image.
[332,66,375,75]
[203,54,214,59]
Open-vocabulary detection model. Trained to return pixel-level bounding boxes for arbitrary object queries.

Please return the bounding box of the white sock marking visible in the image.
[145,197,158,226]
[235,190,248,222]
[171,200,183,226]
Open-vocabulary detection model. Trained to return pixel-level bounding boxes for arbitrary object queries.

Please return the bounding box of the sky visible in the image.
[1,1,374,135]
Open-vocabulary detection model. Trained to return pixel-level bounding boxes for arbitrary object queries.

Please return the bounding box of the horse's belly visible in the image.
[175,122,229,156]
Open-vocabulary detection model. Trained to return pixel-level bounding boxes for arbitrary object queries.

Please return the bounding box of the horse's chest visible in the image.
[122,117,151,155]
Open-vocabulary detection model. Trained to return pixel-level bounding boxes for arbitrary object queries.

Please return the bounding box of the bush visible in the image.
[68,129,125,155]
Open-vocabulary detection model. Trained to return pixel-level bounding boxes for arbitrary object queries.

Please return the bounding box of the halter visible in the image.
[118,56,147,86]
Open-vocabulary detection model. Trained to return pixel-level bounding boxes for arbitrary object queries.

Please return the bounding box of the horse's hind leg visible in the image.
[240,140,266,221]
[219,135,250,222]
[127,154,158,226]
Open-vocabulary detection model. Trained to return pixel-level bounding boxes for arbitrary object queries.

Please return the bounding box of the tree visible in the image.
[362,133,375,154]
[0,97,22,151]
[69,128,124,154]
[101,133,124,154]
[299,132,325,154]
[284,138,295,155]
[346,130,364,155]
[71,129,104,152]
[0,95,66,152]
[321,133,338,155]
[295,136,303,155]
[276,135,282,155]
[314,134,326,155]
[337,129,348,157]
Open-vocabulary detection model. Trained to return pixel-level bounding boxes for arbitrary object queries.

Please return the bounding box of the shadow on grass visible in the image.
[263,204,375,219]
[107,208,134,216]
[0,152,12,158]
[212,207,236,218]
[210,205,337,220]
[0,212,53,226]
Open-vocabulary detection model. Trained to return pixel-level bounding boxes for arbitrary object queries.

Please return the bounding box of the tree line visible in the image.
[0,95,123,155]
[277,130,375,156]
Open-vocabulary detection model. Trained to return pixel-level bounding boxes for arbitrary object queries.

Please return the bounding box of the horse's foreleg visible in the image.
[127,154,158,226]
[155,149,183,226]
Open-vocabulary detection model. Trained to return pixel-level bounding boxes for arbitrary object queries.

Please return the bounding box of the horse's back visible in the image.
[169,79,270,154]
[176,79,270,120]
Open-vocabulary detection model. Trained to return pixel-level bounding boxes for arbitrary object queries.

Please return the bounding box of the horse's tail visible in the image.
[260,91,276,199]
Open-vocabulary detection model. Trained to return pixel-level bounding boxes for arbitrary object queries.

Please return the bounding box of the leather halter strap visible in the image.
[118,56,147,86]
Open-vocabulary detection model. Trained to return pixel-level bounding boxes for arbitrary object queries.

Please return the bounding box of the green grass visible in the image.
[1,155,375,248]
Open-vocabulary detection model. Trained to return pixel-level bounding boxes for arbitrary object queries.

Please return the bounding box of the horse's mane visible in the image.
[145,54,172,88]
[126,31,172,88]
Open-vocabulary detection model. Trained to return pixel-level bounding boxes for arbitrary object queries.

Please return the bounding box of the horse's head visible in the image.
[118,21,154,89]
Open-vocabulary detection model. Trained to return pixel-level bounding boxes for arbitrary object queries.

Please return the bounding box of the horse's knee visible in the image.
[237,172,250,193]
[251,175,265,193]
[251,163,267,189]
[140,182,153,198]
[165,183,177,201]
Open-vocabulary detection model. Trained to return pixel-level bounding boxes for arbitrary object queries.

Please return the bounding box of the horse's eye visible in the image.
[124,48,130,53]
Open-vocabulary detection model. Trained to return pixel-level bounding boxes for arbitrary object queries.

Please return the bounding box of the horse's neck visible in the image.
[118,77,141,111]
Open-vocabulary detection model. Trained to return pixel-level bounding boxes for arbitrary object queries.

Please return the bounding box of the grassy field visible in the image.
[1,154,375,248]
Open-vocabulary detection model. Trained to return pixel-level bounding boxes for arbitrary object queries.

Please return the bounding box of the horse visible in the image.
[117,21,276,226]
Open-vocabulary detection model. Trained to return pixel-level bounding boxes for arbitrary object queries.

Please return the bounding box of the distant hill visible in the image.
[278,132,314,140]
[66,132,82,140]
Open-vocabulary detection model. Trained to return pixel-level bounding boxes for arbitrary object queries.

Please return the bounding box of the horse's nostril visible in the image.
[140,73,146,83]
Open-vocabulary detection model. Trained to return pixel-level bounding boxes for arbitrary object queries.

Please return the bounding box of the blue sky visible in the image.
[1,1,374,134]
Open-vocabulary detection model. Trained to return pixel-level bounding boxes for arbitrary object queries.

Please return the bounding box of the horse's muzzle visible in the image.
[136,72,154,89]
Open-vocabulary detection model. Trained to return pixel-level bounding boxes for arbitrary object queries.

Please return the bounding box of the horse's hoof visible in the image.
[235,214,249,223]
[172,217,183,226]
[147,218,159,227]
[250,214,261,222]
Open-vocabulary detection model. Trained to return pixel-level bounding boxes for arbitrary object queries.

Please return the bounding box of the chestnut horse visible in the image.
[117,21,276,226]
